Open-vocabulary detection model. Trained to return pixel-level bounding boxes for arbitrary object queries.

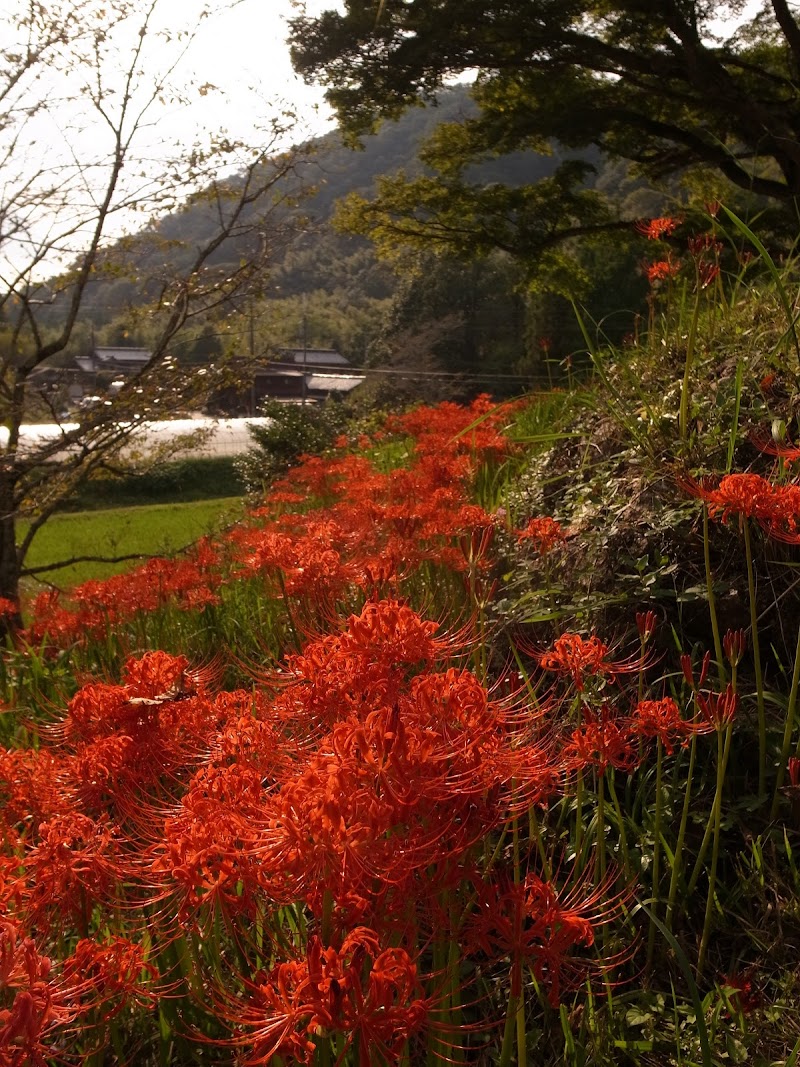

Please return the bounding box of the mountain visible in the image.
[64,85,659,378]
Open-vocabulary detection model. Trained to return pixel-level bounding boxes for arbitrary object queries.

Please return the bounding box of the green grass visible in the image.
[20,496,243,592]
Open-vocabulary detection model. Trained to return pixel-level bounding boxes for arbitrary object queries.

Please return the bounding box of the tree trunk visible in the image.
[0,470,23,635]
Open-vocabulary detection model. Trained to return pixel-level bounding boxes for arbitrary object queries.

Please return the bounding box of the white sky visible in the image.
[0,0,341,280]
[160,0,339,145]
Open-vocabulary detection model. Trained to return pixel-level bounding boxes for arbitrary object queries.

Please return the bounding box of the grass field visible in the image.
[19,496,244,593]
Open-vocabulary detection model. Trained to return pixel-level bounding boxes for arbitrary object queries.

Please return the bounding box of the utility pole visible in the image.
[301,292,308,406]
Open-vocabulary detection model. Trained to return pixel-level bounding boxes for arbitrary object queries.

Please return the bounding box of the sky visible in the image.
[0,0,764,281]
[0,0,341,279]
[160,0,340,146]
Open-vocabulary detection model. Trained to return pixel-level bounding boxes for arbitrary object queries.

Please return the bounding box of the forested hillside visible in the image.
[57,85,665,394]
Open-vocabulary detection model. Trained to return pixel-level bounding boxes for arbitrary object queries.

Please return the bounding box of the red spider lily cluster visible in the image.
[638,216,723,290]
[0,397,749,1062]
[2,597,650,1062]
[23,398,516,646]
[682,469,800,543]
[516,516,568,555]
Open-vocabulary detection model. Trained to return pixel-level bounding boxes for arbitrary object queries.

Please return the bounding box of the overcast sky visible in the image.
[170,0,339,145]
[0,0,343,277]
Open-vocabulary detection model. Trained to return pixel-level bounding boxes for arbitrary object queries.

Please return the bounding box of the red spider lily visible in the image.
[644,257,682,284]
[466,866,629,1007]
[219,929,428,1066]
[688,234,723,257]
[152,761,271,920]
[565,703,640,774]
[760,372,777,394]
[24,543,224,647]
[633,697,700,755]
[698,261,721,288]
[719,968,762,1015]
[699,472,777,522]
[20,812,122,934]
[0,597,17,618]
[636,216,680,240]
[337,599,446,667]
[0,748,68,840]
[258,709,505,906]
[249,603,556,907]
[534,632,642,692]
[684,470,800,543]
[680,649,711,692]
[122,650,193,699]
[696,684,738,730]
[0,920,75,1067]
[59,936,157,1021]
[516,516,567,554]
[749,426,800,462]
[722,628,747,668]
[635,610,657,643]
[49,661,225,830]
[458,514,496,569]
[0,923,156,1063]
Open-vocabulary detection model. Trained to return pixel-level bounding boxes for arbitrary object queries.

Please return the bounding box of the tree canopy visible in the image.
[289,2,800,273]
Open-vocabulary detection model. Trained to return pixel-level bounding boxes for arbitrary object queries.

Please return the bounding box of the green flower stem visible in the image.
[597,771,607,885]
[528,803,552,880]
[703,503,727,686]
[666,735,697,931]
[511,810,527,1067]
[499,992,520,1067]
[516,983,528,1067]
[771,616,800,819]
[605,771,631,876]
[447,903,465,1066]
[678,268,702,444]
[742,518,767,796]
[698,721,734,974]
[646,738,664,968]
[688,723,733,895]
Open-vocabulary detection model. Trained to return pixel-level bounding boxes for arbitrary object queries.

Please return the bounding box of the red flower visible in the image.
[696,684,738,730]
[535,633,639,692]
[644,257,682,284]
[698,261,721,288]
[566,703,639,774]
[22,812,122,933]
[633,697,695,754]
[720,969,761,1015]
[722,629,747,668]
[688,234,723,257]
[466,866,628,1007]
[219,930,427,1066]
[683,470,800,542]
[516,516,567,554]
[636,217,680,240]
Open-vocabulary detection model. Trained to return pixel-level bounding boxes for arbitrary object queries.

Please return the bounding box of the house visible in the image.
[209,348,366,415]
[74,346,152,375]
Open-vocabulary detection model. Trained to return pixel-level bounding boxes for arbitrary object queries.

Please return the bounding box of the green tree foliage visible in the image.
[290,2,800,280]
[367,252,534,397]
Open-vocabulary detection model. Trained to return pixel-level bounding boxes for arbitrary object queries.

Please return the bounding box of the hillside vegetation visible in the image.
[53,86,665,391]
[3,209,800,1064]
